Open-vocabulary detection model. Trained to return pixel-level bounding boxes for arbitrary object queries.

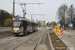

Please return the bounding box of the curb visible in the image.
[0,34,12,38]
[53,29,74,50]
[48,33,54,50]
[56,34,71,50]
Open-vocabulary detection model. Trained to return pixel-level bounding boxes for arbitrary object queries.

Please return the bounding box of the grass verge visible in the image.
[0,31,12,36]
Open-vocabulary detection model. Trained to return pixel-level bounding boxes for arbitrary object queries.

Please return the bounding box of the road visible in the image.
[62,30,75,50]
[0,27,52,50]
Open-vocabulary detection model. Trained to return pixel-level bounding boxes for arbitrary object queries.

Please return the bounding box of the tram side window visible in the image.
[30,23,32,27]
[27,22,30,27]
[27,22,32,27]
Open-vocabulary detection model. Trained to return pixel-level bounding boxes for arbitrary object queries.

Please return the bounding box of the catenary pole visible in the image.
[13,0,15,18]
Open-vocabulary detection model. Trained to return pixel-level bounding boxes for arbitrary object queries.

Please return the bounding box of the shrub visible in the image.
[4,18,12,26]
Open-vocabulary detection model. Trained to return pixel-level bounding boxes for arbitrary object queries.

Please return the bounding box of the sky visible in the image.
[0,0,75,22]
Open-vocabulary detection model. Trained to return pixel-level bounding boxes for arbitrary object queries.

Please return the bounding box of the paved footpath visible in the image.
[0,27,11,32]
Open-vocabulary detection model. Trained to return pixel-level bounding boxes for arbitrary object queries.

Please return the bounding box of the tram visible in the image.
[12,17,38,36]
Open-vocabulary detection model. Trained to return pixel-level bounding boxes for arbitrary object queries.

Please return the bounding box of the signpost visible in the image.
[55,26,59,34]
[57,23,61,27]
[55,23,61,34]
[69,23,73,28]
[69,23,73,30]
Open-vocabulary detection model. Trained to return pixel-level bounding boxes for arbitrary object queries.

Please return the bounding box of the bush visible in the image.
[4,18,12,26]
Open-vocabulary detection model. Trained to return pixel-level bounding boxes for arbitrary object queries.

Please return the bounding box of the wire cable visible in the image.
[10,0,13,3]
[37,0,43,18]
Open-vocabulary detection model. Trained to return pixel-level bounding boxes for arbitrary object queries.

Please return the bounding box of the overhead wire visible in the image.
[37,0,42,14]
[18,0,23,8]
[26,6,32,14]
[37,0,45,20]
[31,0,39,14]
[18,0,25,12]
[18,0,21,3]
[10,0,13,3]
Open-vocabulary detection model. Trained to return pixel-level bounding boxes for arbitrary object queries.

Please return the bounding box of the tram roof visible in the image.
[12,17,37,24]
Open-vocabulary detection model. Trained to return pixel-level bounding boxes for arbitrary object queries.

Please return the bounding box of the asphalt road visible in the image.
[62,30,75,50]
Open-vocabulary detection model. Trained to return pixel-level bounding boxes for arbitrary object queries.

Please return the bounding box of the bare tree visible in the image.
[0,9,12,25]
[67,5,75,22]
[67,5,75,28]
[57,4,67,29]
[51,21,57,26]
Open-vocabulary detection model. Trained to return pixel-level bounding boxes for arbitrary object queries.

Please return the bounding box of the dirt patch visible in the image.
[49,33,68,50]
[0,31,12,36]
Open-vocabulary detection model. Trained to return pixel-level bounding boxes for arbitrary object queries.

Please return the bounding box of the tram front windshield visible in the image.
[13,21,21,27]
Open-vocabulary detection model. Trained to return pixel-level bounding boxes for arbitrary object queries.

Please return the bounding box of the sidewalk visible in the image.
[0,27,11,32]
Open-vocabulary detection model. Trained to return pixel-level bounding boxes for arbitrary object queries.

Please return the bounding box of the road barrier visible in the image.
[60,29,64,37]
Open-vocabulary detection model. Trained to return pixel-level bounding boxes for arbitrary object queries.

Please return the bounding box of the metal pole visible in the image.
[13,0,15,18]
[64,8,65,30]
[31,15,32,20]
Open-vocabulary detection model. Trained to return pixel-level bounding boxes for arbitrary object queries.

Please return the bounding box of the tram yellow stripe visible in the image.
[13,26,23,30]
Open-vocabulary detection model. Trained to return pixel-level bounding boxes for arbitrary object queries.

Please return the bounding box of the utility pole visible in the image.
[15,2,44,18]
[63,6,67,30]
[27,14,46,21]
[70,5,73,30]
[13,0,15,18]
[71,5,73,23]
[64,8,65,30]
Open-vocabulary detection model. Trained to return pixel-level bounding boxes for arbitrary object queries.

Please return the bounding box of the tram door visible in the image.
[23,21,27,34]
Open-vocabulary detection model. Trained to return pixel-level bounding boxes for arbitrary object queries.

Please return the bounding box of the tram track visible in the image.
[13,31,43,50]
[34,33,45,50]
[13,31,41,50]
[0,30,42,50]
[12,29,46,50]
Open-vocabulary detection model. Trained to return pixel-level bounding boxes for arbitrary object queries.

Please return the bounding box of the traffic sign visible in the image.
[55,26,59,34]
[57,23,61,27]
[69,23,73,28]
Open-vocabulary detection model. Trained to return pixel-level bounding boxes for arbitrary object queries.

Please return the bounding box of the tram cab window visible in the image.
[13,21,21,27]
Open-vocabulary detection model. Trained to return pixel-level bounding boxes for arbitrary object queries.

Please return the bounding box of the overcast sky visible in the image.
[0,0,75,22]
